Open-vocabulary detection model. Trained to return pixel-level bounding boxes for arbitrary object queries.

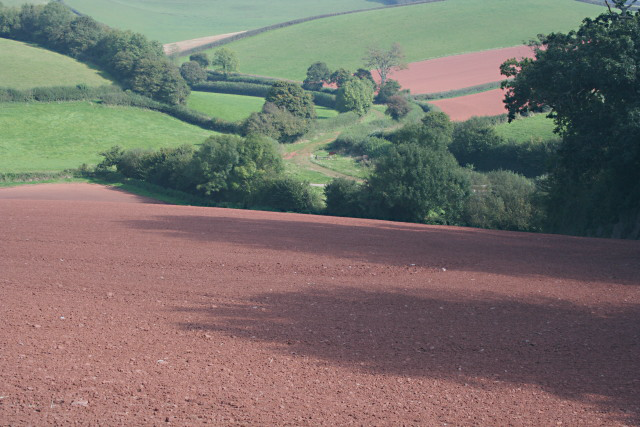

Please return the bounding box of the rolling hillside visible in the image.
[214,0,603,80]
[0,102,214,172]
[61,0,401,44]
[0,38,113,90]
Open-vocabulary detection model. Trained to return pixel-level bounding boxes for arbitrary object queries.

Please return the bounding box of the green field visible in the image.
[188,91,339,121]
[187,92,264,121]
[62,0,391,44]
[0,102,214,172]
[212,0,603,80]
[1,0,47,5]
[0,38,113,90]
[495,114,558,143]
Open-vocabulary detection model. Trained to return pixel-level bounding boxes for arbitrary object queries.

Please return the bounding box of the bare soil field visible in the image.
[1,183,639,425]
[384,46,535,95]
[163,32,246,55]
[430,88,508,121]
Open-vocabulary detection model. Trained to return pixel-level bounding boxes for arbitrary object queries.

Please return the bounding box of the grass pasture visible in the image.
[61,0,394,44]
[0,38,113,90]
[0,102,214,172]
[187,92,265,122]
[187,91,339,122]
[214,0,604,80]
[495,114,558,143]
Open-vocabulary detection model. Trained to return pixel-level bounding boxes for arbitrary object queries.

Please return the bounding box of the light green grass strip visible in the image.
[219,0,604,80]
[0,102,215,172]
[187,92,264,122]
[495,114,558,143]
[0,38,113,90]
[62,0,392,44]
[187,91,339,121]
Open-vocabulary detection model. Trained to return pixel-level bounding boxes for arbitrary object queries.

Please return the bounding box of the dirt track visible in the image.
[1,184,639,425]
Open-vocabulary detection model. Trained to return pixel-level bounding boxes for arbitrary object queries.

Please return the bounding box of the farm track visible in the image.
[0,183,639,425]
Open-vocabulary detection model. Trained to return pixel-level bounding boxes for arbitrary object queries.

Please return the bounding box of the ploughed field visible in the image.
[1,184,639,425]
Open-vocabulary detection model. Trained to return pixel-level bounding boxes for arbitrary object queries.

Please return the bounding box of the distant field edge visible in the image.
[170,0,447,58]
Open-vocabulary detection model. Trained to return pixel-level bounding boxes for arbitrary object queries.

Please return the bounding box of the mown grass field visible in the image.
[0,102,214,172]
[495,114,558,143]
[0,38,113,90]
[212,0,603,80]
[61,0,391,44]
[188,91,340,122]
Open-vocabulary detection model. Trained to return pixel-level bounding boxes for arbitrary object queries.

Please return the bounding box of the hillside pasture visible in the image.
[187,92,265,122]
[216,0,604,81]
[0,38,113,90]
[495,113,558,143]
[0,102,213,172]
[61,0,398,44]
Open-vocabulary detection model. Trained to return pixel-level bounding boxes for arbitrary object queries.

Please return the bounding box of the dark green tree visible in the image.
[189,52,210,68]
[450,117,504,167]
[329,68,352,88]
[180,60,207,85]
[384,95,411,120]
[303,62,331,91]
[501,5,640,236]
[265,81,316,119]
[375,79,401,104]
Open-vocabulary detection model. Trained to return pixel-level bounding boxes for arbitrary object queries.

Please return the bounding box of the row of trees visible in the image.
[98,134,319,212]
[0,2,189,104]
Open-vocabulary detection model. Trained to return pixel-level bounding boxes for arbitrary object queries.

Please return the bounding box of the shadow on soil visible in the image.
[123,214,640,285]
[177,286,640,424]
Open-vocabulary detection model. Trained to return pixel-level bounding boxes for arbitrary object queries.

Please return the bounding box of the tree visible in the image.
[375,79,401,104]
[303,62,331,91]
[385,95,411,120]
[367,141,469,224]
[335,77,374,116]
[329,68,353,88]
[212,47,238,75]
[244,102,310,143]
[450,117,504,167]
[265,81,316,119]
[189,52,210,68]
[180,60,206,85]
[501,5,640,236]
[363,43,407,86]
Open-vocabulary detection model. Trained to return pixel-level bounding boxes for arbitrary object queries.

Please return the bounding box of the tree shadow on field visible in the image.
[177,286,640,424]
[122,214,640,285]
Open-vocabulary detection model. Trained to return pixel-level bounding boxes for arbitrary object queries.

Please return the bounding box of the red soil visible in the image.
[1,183,639,425]
[429,88,508,121]
[381,45,535,94]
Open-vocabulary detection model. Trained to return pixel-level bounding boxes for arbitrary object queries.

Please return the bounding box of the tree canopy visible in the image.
[501,5,640,237]
[363,43,407,86]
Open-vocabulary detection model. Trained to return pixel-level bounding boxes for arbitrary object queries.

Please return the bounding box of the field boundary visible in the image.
[168,0,447,58]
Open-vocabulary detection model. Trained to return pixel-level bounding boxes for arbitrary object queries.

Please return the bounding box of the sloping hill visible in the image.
[0,102,213,172]
[0,38,113,90]
[62,0,402,44]
[0,183,638,425]
[217,0,604,80]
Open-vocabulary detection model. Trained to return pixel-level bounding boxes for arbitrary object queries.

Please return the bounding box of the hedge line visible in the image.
[0,85,121,103]
[413,81,502,101]
[170,0,447,58]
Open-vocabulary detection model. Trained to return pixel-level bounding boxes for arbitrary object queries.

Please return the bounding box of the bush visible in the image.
[375,79,401,104]
[385,95,411,120]
[180,61,207,85]
[324,178,365,217]
[266,81,316,119]
[462,170,542,232]
[450,117,505,166]
[336,77,374,116]
[255,177,320,213]
[243,102,310,143]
